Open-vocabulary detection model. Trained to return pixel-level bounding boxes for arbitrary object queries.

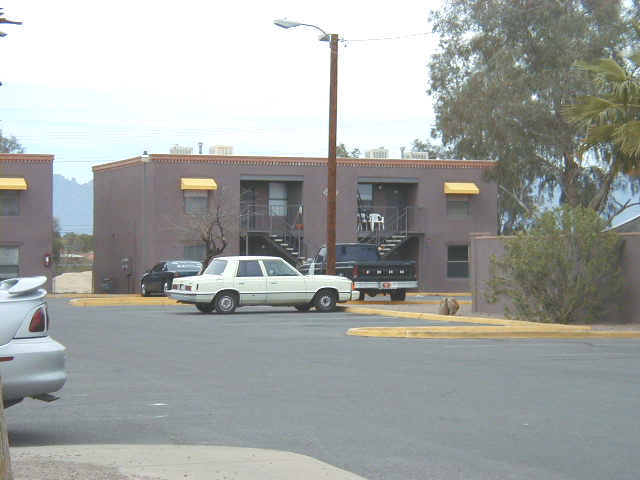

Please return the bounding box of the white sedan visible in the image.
[168,256,354,313]
[0,276,67,408]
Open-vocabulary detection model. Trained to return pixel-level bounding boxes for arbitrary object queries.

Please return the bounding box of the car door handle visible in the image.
[237,282,245,285]
[270,281,279,285]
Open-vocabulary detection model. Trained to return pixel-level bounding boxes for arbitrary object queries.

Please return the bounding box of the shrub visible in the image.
[486,206,624,323]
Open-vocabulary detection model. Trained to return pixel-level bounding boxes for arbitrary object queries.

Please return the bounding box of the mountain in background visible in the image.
[53,174,93,235]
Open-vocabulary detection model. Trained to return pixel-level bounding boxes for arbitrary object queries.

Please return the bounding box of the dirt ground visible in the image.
[52,270,93,294]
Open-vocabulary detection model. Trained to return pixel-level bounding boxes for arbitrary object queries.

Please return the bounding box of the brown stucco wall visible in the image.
[0,154,54,290]
[92,159,144,293]
[93,155,497,293]
[471,233,640,323]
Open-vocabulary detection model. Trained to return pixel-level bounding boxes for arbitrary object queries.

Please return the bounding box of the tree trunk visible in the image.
[0,377,13,480]
[562,152,581,207]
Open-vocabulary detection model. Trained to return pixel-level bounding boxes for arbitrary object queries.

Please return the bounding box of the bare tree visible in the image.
[168,187,238,269]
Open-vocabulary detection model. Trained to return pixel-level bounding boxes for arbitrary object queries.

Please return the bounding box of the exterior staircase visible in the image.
[268,232,306,264]
[377,234,409,258]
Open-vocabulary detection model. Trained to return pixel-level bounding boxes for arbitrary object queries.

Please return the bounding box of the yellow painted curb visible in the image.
[345,300,472,305]
[70,297,185,307]
[343,306,640,339]
[408,292,471,297]
[343,306,573,328]
[346,326,640,339]
[50,293,130,298]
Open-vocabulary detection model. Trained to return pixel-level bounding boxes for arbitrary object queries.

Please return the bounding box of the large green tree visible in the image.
[0,130,24,153]
[428,0,636,233]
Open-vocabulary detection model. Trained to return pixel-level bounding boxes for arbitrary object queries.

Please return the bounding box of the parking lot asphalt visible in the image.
[9,299,640,480]
[64,293,640,339]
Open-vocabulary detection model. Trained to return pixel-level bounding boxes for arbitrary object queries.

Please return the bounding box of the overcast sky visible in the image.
[0,0,444,184]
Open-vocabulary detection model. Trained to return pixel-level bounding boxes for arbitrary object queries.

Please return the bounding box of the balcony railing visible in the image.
[240,203,304,233]
[355,205,421,235]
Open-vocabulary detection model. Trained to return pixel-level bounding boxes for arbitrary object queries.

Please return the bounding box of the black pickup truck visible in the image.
[299,243,417,301]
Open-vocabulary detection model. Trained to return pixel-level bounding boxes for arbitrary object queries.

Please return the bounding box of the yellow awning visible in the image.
[180,178,217,190]
[0,177,28,190]
[444,182,479,195]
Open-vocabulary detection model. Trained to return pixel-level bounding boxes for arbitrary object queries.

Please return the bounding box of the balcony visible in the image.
[356,205,421,236]
[240,203,304,233]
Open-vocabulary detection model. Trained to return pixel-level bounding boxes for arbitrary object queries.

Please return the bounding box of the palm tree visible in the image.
[565,54,640,169]
[563,53,640,214]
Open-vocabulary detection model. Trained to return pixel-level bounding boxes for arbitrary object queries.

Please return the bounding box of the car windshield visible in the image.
[204,259,227,275]
[168,261,202,272]
[336,245,380,262]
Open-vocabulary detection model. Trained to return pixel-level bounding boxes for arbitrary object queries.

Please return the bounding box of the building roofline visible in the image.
[0,153,54,163]
[92,154,495,173]
[608,212,640,232]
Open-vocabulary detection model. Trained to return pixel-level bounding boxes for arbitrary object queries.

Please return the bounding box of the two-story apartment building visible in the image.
[92,154,497,293]
[0,154,54,289]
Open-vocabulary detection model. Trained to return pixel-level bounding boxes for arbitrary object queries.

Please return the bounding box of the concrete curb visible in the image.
[408,291,471,297]
[11,444,366,480]
[69,296,185,307]
[346,300,471,305]
[343,306,640,339]
[67,297,471,307]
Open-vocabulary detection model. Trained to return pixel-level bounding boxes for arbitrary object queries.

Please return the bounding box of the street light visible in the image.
[274,18,338,275]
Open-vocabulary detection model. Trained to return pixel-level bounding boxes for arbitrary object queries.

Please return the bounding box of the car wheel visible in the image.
[141,281,150,297]
[215,291,237,314]
[390,290,406,301]
[314,289,337,313]
[358,291,365,301]
[294,304,311,312]
[196,303,215,313]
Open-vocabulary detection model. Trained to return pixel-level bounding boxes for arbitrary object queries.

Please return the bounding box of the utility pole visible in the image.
[326,33,338,275]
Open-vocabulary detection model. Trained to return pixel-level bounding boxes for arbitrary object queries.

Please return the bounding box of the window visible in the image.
[357,184,374,211]
[0,191,19,216]
[262,259,299,276]
[447,245,469,278]
[184,190,208,214]
[447,197,470,218]
[237,260,264,277]
[184,245,206,261]
[204,259,227,275]
[357,184,373,201]
[268,182,287,216]
[0,246,19,281]
[337,244,379,262]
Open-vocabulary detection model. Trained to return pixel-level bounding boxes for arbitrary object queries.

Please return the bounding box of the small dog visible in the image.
[438,297,460,316]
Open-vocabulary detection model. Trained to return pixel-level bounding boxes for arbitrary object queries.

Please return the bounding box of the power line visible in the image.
[342,32,431,43]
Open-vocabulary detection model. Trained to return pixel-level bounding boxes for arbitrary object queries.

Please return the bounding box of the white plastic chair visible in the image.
[369,213,384,231]
[357,212,368,231]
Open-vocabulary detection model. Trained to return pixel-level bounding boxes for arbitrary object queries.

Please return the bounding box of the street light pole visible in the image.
[273,19,338,275]
[326,33,338,275]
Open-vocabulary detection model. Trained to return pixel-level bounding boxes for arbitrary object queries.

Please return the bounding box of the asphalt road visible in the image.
[7,299,640,480]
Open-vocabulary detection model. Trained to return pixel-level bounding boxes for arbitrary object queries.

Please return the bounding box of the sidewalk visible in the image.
[11,444,366,480]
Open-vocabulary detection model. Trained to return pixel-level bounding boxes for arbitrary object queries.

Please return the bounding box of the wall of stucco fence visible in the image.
[470,233,640,323]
